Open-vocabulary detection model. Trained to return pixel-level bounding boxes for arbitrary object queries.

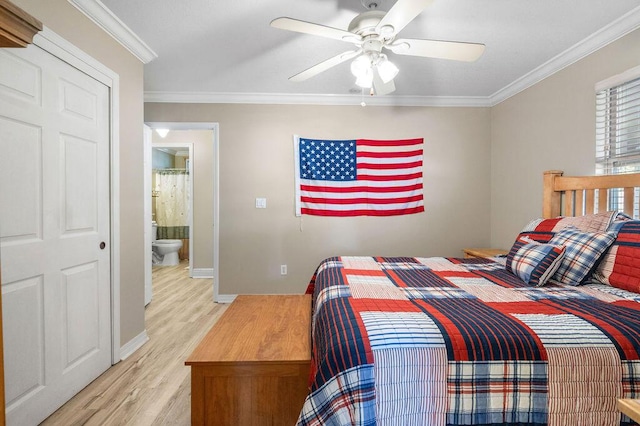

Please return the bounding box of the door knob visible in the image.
[100,242,106,250]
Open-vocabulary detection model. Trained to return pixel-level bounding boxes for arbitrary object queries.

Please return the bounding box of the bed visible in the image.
[297,170,640,426]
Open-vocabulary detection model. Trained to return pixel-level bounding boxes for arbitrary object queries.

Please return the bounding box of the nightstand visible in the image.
[462,248,508,259]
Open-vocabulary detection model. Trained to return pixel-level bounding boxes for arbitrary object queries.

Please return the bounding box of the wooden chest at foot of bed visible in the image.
[186,294,311,426]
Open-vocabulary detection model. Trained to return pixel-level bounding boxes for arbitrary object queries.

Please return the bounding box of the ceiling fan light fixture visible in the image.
[350,55,371,78]
[376,57,399,83]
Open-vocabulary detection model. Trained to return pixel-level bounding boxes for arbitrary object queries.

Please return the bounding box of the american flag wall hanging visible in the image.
[294,136,424,217]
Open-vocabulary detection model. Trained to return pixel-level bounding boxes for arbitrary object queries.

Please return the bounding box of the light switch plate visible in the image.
[255,197,267,208]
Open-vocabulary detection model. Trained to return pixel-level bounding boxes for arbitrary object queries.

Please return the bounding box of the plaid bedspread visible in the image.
[297,256,640,426]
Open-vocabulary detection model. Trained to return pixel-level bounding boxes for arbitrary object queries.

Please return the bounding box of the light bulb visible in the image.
[376,58,399,83]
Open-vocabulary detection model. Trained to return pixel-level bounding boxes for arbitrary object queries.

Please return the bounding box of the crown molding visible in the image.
[144,91,492,107]
[67,0,157,63]
[489,5,640,106]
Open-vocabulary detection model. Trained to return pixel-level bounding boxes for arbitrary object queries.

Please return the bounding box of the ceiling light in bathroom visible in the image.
[155,128,170,138]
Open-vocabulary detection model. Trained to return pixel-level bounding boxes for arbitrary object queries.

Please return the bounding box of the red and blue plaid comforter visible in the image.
[298,256,640,426]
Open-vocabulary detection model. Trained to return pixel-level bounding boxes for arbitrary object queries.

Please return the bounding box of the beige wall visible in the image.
[152,130,214,268]
[145,103,492,295]
[14,0,146,346]
[490,28,640,250]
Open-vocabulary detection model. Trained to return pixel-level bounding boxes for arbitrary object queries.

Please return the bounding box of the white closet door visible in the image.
[0,42,111,425]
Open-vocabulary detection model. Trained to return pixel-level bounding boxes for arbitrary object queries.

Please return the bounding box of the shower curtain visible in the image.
[154,169,190,239]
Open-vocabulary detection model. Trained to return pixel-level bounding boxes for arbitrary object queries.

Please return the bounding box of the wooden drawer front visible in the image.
[192,362,309,426]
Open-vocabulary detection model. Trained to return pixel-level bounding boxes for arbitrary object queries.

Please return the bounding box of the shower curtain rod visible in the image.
[153,168,189,174]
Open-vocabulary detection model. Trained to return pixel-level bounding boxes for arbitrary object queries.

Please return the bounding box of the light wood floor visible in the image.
[42,261,227,426]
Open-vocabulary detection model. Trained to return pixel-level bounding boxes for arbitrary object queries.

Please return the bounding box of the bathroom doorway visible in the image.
[152,142,193,261]
[143,123,219,306]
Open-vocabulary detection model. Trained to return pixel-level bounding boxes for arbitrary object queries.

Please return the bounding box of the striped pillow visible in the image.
[521,211,616,234]
[548,227,617,285]
[594,220,640,293]
[510,240,566,287]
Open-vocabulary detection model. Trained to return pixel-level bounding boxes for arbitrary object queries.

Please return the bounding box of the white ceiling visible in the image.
[95,0,640,105]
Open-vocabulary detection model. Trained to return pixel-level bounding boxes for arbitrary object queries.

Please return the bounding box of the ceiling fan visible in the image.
[270,0,485,95]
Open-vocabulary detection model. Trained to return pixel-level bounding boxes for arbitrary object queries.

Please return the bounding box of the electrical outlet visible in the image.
[280,264,287,275]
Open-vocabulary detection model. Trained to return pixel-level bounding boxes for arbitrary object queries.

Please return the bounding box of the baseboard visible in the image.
[192,268,214,278]
[216,294,237,303]
[119,330,149,360]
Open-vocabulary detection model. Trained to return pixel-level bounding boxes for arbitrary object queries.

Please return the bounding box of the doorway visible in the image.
[143,123,220,305]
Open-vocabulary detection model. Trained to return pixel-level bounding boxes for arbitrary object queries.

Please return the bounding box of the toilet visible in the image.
[151,221,183,266]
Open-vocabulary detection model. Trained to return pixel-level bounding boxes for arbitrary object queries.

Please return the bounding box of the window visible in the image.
[596,66,640,217]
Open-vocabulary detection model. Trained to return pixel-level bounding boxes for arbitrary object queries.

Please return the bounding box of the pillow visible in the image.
[506,235,538,270]
[519,219,560,243]
[608,212,634,228]
[547,227,617,285]
[594,220,640,293]
[509,240,566,287]
[522,211,616,234]
[556,211,617,233]
[515,211,616,247]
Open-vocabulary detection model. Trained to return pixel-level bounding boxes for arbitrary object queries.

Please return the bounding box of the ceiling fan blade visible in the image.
[290,50,361,82]
[372,68,396,95]
[271,17,362,43]
[375,0,434,36]
[389,38,485,62]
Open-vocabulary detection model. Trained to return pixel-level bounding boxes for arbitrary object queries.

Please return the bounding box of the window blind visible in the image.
[595,74,640,217]
[596,76,640,174]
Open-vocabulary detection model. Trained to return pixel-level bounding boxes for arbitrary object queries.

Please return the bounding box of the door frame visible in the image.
[148,140,195,276]
[143,126,152,305]
[33,27,121,362]
[143,122,220,302]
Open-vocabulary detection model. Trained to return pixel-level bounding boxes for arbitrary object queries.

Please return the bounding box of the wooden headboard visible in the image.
[543,170,640,218]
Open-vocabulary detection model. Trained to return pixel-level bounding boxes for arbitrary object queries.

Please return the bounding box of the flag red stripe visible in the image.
[357,150,423,158]
[358,161,422,170]
[300,183,423,193]
[301,195,424,205]
[301,206,425,216]
[357,138,423,147]
[357,172,422,181]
